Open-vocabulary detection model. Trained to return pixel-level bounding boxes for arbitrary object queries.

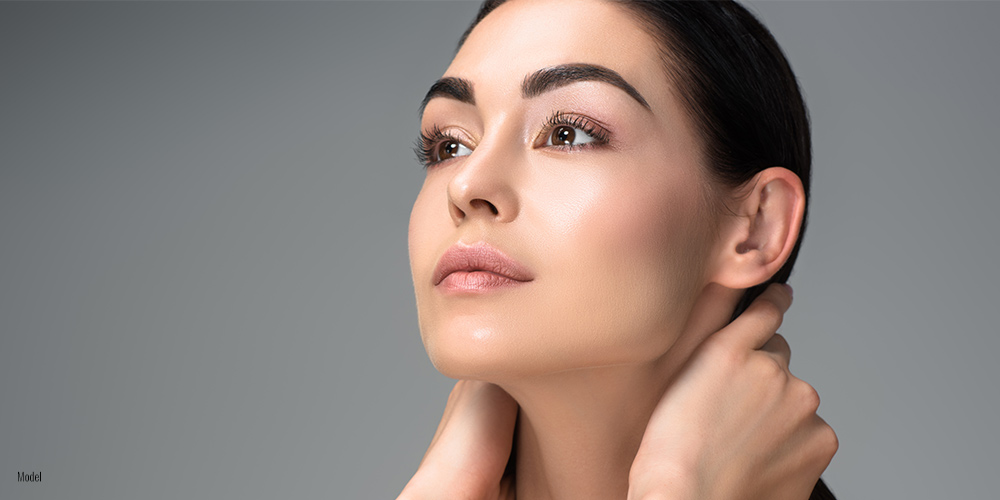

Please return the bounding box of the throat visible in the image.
[497,364,671,500]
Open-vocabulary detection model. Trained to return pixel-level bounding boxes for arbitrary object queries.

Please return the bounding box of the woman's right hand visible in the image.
[397,380,518,500]
[628,283,838,500]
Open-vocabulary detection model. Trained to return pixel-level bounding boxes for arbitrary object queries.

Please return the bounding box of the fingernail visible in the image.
[782,283,794,297]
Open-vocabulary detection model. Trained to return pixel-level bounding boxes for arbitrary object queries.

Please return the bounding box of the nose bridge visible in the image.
[447,118,522,224]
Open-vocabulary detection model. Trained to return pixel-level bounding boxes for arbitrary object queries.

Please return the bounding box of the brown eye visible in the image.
[545,124,597,147]
[551,125,576,146]
[438,141,458,160]
[436,139,472,162]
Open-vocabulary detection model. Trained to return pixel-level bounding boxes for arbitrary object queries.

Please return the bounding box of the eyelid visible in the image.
[421,125,477,148]
[415,125,478,168]
[532,111,612,148]
[417,111,612,168]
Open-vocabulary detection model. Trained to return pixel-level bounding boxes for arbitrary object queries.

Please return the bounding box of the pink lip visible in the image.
[433,242,534,292]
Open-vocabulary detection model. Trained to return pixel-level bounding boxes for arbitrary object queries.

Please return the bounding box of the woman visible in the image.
[401,0,837,498]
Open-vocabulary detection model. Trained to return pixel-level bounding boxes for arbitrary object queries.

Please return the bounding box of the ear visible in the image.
[708,167,805,289]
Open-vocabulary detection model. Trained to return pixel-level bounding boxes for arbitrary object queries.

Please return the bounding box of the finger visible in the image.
[717,283,793,349]
[405,381,516,500]
[424,380,470,453]
[659,283,745,371]
[423,381,518,478]
[679,282,745,347]
[427,380,517,451]
[759,332,791,369]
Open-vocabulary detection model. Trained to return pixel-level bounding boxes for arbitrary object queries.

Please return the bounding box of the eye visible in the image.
[547,125,598,147]
[539,112,610,150]
[437,139,473,162]
[414,126,474,169]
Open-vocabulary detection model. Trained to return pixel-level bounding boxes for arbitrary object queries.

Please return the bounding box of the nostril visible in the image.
[470,198,499,216]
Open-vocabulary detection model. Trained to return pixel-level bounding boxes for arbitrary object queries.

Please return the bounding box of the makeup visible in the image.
[433,241,533,294]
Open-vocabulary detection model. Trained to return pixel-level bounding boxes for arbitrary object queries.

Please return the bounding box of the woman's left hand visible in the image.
[627,283,838,500]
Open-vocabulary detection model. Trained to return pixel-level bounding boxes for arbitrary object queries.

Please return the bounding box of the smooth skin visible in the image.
[399,284,837,500]
[405,0,836,498]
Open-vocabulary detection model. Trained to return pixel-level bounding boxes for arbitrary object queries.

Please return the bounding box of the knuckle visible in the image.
[796,379,821,413]
[721,345,747,371]
[703,337,742,366]
[771,333,790,351]
[752,299,784,331]
[817,423,840,458]
[768,358,787,382]
[753,352,787,381]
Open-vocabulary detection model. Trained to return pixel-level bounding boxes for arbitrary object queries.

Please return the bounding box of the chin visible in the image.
[422,324,532,380]
[416,289,686,380]
[427,351,573,381]
[422,324,659,382]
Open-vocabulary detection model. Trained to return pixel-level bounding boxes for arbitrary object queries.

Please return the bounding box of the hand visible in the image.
[628,283,838,500]
[397,380,518,500]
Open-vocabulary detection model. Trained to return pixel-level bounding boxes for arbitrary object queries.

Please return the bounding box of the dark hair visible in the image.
[459,0,811,323]
[458,1,831,498]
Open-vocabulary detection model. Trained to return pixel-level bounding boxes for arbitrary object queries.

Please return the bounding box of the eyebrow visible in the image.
[418,77,475,118]
[418,63,651,118]
[522,63,650,110]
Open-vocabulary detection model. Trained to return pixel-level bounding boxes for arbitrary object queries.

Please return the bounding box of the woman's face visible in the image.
[408,0,721,379]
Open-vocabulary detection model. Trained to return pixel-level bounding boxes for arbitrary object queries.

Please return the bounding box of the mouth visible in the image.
[437,270,528,292]
[433,242,534,290]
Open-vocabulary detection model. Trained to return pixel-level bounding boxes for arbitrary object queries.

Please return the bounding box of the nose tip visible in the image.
[444,135,520,225]
[447,173,515,224]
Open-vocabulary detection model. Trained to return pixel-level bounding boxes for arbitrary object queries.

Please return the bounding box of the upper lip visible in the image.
[433,242,534,286]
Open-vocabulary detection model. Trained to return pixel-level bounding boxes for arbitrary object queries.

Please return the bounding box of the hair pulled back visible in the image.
[458,1,832,498]
[459,0,813,323]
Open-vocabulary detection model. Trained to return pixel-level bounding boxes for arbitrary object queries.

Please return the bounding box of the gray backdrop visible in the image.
[2,1,998,499]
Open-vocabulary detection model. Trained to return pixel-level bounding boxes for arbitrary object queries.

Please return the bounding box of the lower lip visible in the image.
[438,271,529,293]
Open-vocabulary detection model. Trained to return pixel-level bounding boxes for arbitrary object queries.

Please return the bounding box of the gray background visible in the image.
[1,1,998,498]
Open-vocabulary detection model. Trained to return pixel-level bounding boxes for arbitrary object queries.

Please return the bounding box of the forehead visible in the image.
[446,0,668,111]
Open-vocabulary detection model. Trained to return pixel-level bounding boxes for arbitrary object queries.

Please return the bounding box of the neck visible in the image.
[498,359,679,500]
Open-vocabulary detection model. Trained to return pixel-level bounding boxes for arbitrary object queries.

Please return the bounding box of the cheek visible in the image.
[407,190,428,288]
[408,183,447,331]
[533,163,711,362]
[408,178,514,378]
[408,181,449,282]
[406,156,715,377]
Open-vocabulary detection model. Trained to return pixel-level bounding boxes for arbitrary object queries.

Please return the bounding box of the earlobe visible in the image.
[710,167,805,289]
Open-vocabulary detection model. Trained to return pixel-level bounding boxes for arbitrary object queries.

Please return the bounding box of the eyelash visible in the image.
[413,111,611,169]
[413,124,452,169]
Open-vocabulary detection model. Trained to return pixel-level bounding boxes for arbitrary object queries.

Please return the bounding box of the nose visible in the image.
[446,141,520,225]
